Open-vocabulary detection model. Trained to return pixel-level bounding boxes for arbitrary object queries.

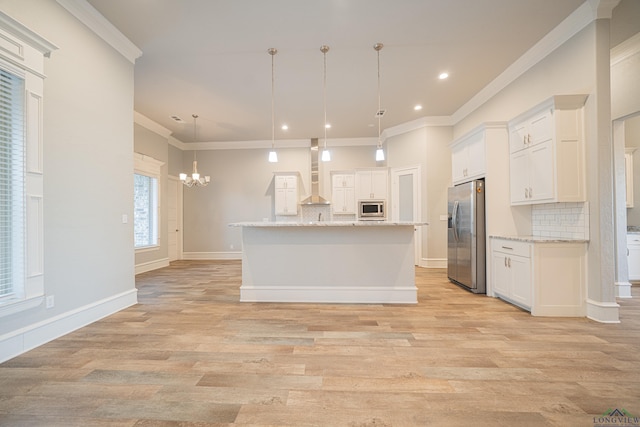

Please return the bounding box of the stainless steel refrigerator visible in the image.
[447,179,486,294]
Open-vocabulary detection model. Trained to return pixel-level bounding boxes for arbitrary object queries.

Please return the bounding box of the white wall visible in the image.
[0,0,136,360]
[387,126,453,265]
[182,147,311,254]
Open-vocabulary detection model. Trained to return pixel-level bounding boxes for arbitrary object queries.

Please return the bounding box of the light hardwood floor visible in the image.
[1,260,639,426]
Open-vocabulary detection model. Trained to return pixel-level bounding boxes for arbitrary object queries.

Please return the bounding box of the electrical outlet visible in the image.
[46,295,55,308]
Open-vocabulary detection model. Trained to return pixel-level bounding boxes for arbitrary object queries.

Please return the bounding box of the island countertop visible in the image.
[230,220,428,227]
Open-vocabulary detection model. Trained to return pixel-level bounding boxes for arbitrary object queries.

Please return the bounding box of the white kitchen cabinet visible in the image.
[331,173,356,214]
[491,239,532,310]
[509,140,554,203]
[628,234,640,281]
[625,148,635,208]
[274,173,299,215]
[508,95,587,205]
[491,237,586,316]
[451,127,486,185]
[355,168,388,200]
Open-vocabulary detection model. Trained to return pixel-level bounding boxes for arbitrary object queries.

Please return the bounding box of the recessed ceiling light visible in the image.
[325,123,331,129]
[170,115,186,123]
[281,124,288,130]
[439,72,449,80]
[414,105,422,111]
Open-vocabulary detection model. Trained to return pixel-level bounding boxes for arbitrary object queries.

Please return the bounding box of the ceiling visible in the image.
[87,0,585,144]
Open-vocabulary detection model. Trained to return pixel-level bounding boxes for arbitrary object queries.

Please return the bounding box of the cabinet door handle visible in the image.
[529,187,533,198]
[504,257,507,267]
[527,134,531,145]
[501,246,513,250]
[524,188,528,199]
[508,257,511,268]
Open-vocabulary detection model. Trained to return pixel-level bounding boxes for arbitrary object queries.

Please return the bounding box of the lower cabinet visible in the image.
[491,240,532,310]
[629,234,640,281]
[491,237,586,316]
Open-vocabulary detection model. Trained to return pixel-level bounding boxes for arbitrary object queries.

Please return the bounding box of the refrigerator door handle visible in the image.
[452,200,459,242]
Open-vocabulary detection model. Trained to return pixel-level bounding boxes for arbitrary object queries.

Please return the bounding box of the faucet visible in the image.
[318,212,323,222]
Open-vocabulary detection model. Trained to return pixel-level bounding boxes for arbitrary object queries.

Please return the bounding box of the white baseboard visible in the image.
[240,285,418,304]
[586,298,621,323]
[135,257,170,275]
[420,258,447,269]
[615,281,633,298]
[0,289,138,363]
[182,251,242,260]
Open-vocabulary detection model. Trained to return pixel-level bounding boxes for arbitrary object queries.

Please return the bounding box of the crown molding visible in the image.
[181,139,310,151]
[451,1,595,125]
[0,11,58,57]
[383,116,454,140]
[587,0,620,19]
[56,0,142,63]
[611,31,640,66]
[168,136,186,150]
[134,112,172,138]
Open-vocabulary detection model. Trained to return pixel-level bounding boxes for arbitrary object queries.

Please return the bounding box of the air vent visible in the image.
[170,115,186,123]
[375,109,386,117]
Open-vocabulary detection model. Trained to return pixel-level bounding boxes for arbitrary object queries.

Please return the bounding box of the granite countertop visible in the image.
[490,235,589,243]
[230,221,428,227]
[628,226,640,234]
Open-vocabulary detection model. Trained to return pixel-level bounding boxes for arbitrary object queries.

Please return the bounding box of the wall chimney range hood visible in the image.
[301,138,330,205]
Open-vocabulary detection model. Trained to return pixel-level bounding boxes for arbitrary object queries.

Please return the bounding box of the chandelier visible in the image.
[179,114,210,187]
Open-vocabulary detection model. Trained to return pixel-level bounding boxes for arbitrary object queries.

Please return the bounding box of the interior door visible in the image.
[391,166,421,265]
[167,177,181,261]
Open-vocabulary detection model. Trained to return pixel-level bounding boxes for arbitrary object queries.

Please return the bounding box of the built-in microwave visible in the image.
[358,200,386,220]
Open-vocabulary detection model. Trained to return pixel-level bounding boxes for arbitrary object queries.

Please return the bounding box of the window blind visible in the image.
[0,68,25,299]
[134,173,158,248]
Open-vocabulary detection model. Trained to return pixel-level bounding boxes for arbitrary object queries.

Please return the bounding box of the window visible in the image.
[134,173,158,248]
[0,68,25,301]
[0,12,55,316]
[133,153,163,251]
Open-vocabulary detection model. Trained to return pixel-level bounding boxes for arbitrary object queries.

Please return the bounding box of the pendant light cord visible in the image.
[271,50,275,149]
[377,46,381,147]
[323,46,328,149]
[193,114,198,163]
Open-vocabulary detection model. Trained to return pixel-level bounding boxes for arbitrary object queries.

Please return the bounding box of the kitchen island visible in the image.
[229,221,426,304]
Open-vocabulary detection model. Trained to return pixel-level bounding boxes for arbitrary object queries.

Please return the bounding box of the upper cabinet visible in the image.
[274,173,299,216]
[508,95,587,205]
[355,168,388,200]
[331,172,356,214]
[451,127,486,185]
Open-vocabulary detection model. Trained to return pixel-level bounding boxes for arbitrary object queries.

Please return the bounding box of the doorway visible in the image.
[391,165,422,265]
[167,176,182,262]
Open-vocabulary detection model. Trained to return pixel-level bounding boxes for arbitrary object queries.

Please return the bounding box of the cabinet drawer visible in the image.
[628,234,640,246]
[491,239,531,258]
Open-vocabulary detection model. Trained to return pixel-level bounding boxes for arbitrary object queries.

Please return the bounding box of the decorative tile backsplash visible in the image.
[300,204,331,222]
[532,202,590,240]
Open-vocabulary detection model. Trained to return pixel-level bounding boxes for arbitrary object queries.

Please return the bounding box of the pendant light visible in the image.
[320,45,331,162]
[179,114,210,187]
[267,48,278,163]
[374,43,385,162]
